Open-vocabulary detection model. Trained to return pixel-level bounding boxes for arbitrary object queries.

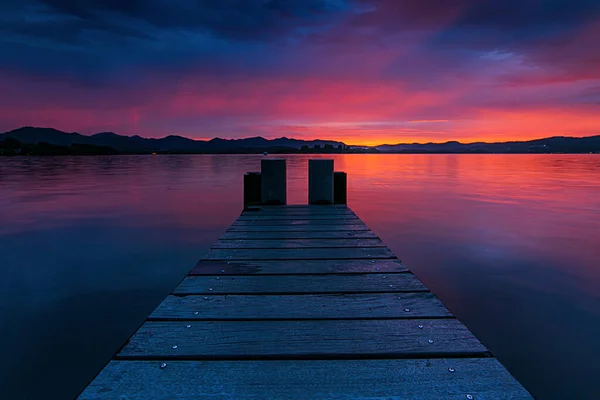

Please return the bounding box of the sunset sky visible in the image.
[1,0,599,145]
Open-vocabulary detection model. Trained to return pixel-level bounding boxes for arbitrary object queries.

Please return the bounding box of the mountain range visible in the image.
[376,136,600,153]
[1,126,599,154]
[0,127,344,154]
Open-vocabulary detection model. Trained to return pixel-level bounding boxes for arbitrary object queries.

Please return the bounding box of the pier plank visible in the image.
[149,293,452,320]
[79,358,532,400]
[242,211,356,217]
[232,219,364,226]
[117,319,487,358]
[212,238,385,249]
[237,214,359,220]
[244,205,352,213]
[227,224,369,232]
[173,273,425,294]
[203,247,395,260]
[219,230,379,240]
[189,259,407,275]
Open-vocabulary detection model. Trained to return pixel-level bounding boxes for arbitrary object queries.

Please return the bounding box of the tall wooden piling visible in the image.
[261,159,286,205]
[308,159,334,205]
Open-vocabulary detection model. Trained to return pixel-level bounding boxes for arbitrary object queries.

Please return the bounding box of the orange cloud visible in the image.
[1,70,598,146]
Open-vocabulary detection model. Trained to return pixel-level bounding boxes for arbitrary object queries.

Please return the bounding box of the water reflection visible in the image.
[0,154,599,399]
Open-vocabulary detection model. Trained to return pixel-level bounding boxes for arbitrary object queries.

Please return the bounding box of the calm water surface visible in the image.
[1,154,599,399]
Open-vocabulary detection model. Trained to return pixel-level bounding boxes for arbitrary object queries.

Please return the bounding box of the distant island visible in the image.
[1,126,599,155]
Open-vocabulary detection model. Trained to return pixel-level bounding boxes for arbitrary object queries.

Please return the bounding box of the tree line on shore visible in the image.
[0,138,118,156]
[0,137,378,156]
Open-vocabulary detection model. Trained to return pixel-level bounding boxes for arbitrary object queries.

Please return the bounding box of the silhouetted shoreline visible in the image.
[1,126,599,155]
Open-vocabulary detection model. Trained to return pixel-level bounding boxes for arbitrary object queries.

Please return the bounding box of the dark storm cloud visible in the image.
[2,0,600,77]
[36,0,345,40]
[467,0,597,24]
[344,0,600,85]
[3,0,600,50]
[344,0,600,67]
[0,0,351,82]
[352,0,600,31]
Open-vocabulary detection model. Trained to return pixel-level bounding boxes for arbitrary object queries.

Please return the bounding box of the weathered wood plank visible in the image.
[244,205,352,213]
[117,319,488,358]
[203,247,395,260]
[190,259,407,275]
[227,224,369,232]
[212,238,385,249]
[79,358,533,400]
[242,212,357,218]
[240,209,356,215]
[174,274,426,294]
[150,293,452,320]
[243,210,356,217]
[249,205,348,208]
[232,219,364,226]
[219,230,379,240]
[237,215,358,221]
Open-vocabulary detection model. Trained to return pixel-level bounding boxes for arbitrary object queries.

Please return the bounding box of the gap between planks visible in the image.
[149,292,452,320]
[202,247,397,260]
[114,319,489,359]
[189,259,408,275]
[219,231,379,240]
[211,238,386,249]
[173,274,425,294]
[226,225,371,232]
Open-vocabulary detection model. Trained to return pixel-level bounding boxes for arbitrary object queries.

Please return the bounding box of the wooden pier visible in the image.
[79,160,531,399]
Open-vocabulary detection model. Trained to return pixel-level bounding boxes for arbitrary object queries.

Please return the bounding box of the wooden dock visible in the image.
[79,205,532,399]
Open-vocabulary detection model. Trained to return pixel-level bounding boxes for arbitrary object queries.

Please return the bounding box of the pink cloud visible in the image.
[1,9,600,145]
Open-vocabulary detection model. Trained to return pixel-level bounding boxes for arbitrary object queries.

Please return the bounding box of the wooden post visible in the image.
[243,172,261,209]
[309,159,334,205]
[261,159,286,205]
[334,171,347,205]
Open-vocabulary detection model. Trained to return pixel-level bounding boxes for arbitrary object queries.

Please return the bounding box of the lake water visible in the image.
[1,154,599,399]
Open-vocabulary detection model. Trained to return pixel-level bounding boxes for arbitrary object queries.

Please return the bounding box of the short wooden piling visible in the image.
[308,159,334,205]
[261,159,286,205]
[243,172,261,209]
[333,171,347,205]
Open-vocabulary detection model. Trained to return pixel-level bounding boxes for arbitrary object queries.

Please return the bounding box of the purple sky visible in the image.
[1,0,599,144]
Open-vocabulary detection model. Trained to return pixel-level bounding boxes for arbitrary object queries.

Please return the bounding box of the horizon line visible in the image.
[3,125,599,148]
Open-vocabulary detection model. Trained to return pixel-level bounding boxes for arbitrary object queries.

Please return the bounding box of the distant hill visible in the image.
[0,127,345,154]
[375,136,600,154]
[0,136,117,156]
[1,126,599,154]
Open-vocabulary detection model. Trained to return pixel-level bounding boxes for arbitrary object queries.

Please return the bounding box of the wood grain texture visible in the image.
[173,274,426,294]
[242,211,356,217]
[212,238,385,249]
[149,293,452,320]
[232,219,364,226]
[219,230,379,240]
[203,247,395,260]
[227,224,369,232]
[190,259,408,275]
[117,319,488,358]
[243,205,352,213]
[79,358,533,400]
[237,215,358,221]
